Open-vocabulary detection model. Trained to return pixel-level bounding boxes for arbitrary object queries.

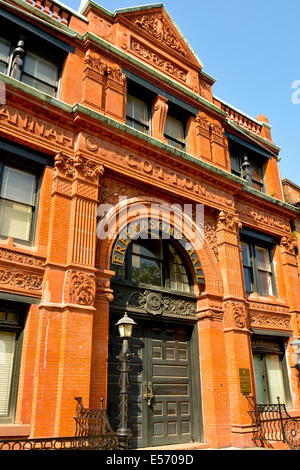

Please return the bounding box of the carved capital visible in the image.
[223,301,249,330]
[217,210,242,232]
[66,270,96,306]
[54,152,76,179]
[280,236,297,255]
[73,155,104,183]
[54,152,104,184]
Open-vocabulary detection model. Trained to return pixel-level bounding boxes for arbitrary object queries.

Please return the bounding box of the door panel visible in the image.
[107,318,195,448]
[150,326,192,446]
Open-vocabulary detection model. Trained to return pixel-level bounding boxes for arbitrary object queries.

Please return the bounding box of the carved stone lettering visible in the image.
[0,104,74,148]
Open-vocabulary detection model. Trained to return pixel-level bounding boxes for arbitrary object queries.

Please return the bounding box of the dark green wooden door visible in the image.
[107,319,195,448]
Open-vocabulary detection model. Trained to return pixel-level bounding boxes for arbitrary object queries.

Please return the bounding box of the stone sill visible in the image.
[0,424,31,437]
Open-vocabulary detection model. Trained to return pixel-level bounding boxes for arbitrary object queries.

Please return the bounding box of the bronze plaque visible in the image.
[239,368,252,396]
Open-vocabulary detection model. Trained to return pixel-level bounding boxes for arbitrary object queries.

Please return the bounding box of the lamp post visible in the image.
[115,313,137,450]
[291,338,300,383]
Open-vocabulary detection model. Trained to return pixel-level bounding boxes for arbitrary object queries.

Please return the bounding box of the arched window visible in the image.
[123,238,193,293]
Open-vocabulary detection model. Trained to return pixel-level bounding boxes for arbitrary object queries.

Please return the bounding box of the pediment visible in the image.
[118,6,203,69]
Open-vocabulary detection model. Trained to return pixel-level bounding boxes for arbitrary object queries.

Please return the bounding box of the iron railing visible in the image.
[247,396,300,450]
[0,397,119,451]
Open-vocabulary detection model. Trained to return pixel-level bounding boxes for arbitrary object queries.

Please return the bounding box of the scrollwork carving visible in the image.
[133,14,188,57]
[0,268,43,291]
[111,285,196,319]
[224,301,249,329]
[68,271,96,306]
[54,153,104,183]
[217,210,242,232]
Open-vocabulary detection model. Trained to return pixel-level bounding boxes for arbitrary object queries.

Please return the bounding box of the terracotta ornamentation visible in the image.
[68,270,96,306]
[133,14,188,57]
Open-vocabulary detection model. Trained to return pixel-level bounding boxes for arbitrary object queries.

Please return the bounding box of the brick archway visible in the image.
[96,197,223,297]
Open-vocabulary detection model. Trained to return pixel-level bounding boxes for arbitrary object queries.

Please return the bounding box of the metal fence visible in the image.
[0,397,119,451]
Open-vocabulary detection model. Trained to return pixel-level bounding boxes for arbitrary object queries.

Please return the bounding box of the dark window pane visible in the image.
[0,37,10,72]
[243,267,252,293]
[126,95,149,134]
[132,239,162,259]
[131,255,162,286]
[230,154,241,174]
[241,242,251,267]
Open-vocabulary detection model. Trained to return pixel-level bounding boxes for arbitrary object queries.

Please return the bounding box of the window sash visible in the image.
[164,115,185,150]
[22,51,58,87]
[0,331,16,416]
[0,165,37,243]
[126,95,149,133]
[241,240,275,297]
[0,37,11,74]
[1,166,36,205]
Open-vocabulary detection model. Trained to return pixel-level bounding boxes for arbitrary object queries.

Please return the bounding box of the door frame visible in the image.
[107,311,204,448]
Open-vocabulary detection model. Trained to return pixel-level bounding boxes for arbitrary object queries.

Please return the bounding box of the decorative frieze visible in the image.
[133,14,188,57]
[111,284,197,320]
[249,311,291,331]
[0,248,44,267]
[130,38,187,83]
[0,104,74,149]
[80,132,234,210]
[0,268,43,291]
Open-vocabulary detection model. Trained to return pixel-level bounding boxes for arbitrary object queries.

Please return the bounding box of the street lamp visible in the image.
[291,338,300,382]
[115,313,137,450]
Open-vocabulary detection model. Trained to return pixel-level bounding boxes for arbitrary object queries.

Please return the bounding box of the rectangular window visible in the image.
[0,331,16,417]
[0,31,61,98]
[0,303,25,424]
[0,37,11,74]
[241,235,277,297]
[0,165,38,243]
[229,140,266,193]
[252,336,291,407]
[164,114,186,150]
[21,51,58,97]
[126,94,150,134]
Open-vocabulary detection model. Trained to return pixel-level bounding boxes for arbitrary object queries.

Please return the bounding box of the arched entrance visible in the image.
[96,197,223,448]
[106,229,204,446]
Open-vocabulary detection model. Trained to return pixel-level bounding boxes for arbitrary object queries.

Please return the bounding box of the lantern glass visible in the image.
[118,322,133,339]
[116,314,136,339]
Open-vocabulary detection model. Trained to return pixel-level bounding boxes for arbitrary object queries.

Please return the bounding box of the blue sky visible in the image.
[66,0,300,185]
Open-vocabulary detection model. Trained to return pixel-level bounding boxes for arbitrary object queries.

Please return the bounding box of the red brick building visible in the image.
[0,0,299,449]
